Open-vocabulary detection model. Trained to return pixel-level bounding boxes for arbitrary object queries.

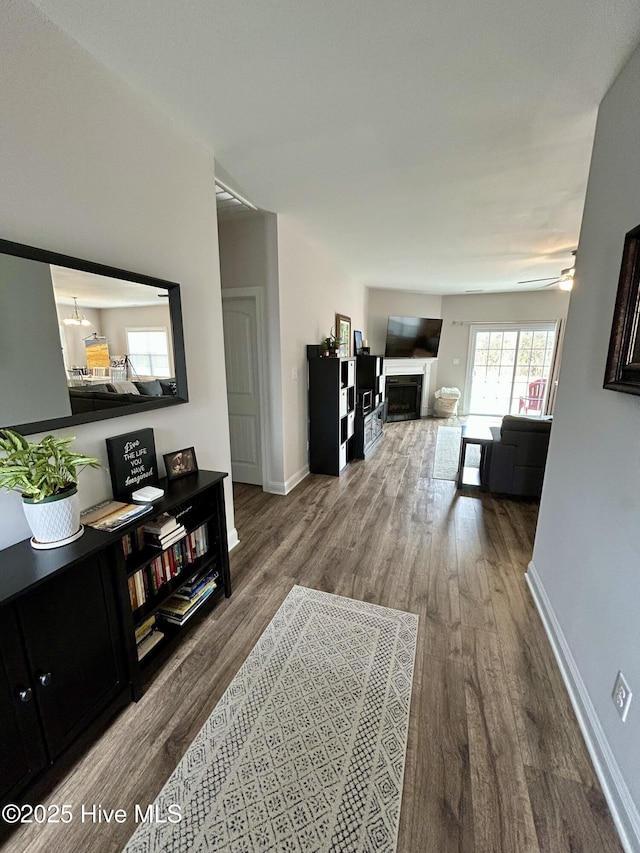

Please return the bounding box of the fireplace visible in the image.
[386,374,423,422]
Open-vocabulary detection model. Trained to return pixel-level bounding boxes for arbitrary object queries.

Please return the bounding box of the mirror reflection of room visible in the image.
[51,266,177,415]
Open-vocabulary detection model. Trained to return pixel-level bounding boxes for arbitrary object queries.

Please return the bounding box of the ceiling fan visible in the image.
[518,251,576,291]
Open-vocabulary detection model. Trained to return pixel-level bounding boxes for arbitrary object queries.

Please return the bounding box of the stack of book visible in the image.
[135,614,165,661]
[144,513,186,549]
[126,522,211,611]
[158,567,219,626]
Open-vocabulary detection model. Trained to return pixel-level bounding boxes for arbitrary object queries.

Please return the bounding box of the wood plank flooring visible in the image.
[6,418,623,852]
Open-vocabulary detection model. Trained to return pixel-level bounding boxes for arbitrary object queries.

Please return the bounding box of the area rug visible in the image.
[432,425,481,481]
[124,585,418,853]
[432,425,462,480]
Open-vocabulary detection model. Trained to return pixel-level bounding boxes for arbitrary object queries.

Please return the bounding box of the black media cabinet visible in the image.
[0,470,230,809]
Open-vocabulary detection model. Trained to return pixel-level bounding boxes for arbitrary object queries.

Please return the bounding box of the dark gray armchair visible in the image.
[483,415,552,497]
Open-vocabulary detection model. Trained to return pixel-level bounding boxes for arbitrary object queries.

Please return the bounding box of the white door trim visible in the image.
[221,287,271,491]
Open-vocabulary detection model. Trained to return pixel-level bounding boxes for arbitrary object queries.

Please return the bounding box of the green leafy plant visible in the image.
[0,429,101,502]
[322,328,344,352]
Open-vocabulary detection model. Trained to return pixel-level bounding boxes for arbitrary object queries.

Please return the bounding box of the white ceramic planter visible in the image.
[22,485,83,549]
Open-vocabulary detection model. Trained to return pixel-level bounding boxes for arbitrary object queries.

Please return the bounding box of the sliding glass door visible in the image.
[466,323,557,417]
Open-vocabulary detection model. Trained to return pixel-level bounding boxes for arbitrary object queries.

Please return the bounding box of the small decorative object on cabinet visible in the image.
[106,428,159,501]
[308,355,356,475]
[0,429,101,549]
[0,469,230,816]
[353,355,386,459]
[163,446,198,480]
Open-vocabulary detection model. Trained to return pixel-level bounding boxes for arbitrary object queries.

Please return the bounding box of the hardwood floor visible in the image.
[6,418,623,852]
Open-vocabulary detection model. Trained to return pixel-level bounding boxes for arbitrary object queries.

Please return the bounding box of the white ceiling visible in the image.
[31,0,640,294]
[50,266,167,308]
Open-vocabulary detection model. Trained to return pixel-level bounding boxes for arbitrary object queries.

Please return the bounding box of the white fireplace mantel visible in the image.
[383,358,437,417]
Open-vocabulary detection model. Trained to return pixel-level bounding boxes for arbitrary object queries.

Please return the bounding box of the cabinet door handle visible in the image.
[18,687,33,703]
[38,672,52,688]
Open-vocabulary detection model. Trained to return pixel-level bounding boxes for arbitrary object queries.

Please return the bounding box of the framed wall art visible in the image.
[604,223,640,396]
[335,313,351,358]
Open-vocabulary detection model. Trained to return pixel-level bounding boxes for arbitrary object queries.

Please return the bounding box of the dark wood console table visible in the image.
[0,470,231,810]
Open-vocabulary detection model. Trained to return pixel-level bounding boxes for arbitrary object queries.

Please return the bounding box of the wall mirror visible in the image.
[604,223,640,396]
[0,238,188,435]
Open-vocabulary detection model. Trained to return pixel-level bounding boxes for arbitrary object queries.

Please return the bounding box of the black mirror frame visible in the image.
[604,223,640,396]
[1,238,188,435]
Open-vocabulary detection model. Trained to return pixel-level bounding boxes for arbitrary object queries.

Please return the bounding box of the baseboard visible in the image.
[265,465,309,496]
[526,561,640,853]
[227,527,239,551]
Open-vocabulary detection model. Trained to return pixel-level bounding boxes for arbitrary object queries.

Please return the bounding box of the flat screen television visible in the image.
[384,315,443,358]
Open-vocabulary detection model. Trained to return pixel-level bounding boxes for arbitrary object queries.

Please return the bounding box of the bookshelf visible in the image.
[112,471,231,696]
[308,356,356,476]
[0,469,230,809]
[353,354,386,459]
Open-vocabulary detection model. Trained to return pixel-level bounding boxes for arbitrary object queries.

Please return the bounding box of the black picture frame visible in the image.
[354,330,363,355]
[604,223,640,396]
[164,447,198,480]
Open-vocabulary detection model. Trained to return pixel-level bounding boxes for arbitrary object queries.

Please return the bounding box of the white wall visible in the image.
[218,210,285,490]
[367,289,442,406]
[438,290,571,411]
[532,41,640,849]
[367,289,443,354]
[277,216,367,488]
[218,212,273,290]
[0,1,234,549]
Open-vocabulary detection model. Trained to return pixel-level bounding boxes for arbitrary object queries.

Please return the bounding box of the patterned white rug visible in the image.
[125,585,418,853]
[432,425,481,480]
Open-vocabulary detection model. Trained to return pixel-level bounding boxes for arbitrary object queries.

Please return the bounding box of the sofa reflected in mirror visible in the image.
[68,377,179,415]
[482,415,552,498]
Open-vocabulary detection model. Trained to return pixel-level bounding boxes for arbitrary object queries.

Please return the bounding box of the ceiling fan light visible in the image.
[558,278,574,291]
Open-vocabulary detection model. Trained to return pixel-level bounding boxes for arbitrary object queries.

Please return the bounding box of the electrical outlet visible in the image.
[612,671,633,721]
[453,357,460,365]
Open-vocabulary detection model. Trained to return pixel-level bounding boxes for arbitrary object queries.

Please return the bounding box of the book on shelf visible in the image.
[81,500,153,532]
[158,579,218,626]
[121,526,146,558]
[173,568,219,601]
[143,512,181,536]
[135,614,157,644]
[146,525,187,549]
[136,628,165,661]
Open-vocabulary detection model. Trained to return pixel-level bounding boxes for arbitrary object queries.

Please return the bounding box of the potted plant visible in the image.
[321,330,342,357]
[0,429,101,549]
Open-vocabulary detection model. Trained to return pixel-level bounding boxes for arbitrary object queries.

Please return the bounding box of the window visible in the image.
[126,328,170,378]
[466,323,557,416]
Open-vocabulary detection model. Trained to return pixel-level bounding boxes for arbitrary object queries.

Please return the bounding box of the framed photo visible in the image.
[163,446,198,480]
[604,223,640,396]
[354,330,363,355]
[336,313,351,358]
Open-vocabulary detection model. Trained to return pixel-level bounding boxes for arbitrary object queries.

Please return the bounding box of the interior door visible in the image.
[222,296,263,485]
